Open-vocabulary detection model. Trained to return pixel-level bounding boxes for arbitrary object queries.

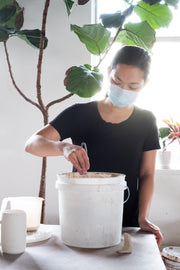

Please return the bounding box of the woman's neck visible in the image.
[97,97,134,124]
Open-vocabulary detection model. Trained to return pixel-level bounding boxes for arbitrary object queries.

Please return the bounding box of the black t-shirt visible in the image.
[50,101,160,227]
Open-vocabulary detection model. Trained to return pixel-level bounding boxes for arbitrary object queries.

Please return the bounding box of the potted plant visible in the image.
[158,118,180,168]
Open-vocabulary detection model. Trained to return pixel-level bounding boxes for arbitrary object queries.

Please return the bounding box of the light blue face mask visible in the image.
[107,83,139,108]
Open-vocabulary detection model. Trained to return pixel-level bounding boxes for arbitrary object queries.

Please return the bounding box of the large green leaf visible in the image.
[1,2,24,31]
[0,6,16,23]
[159,127,171,139]
[63,0,74,16]
[100,12,126,28]
[123,5,135,17]
[117,21,155,51]
[134,1,172,29]
[0,0,14,9]
[78,0,90,5]
[100,6,134,28]
[16,29,48,49]
[71,24,111,55]
[64,64,103,97]
[0,27,9,41]
[142,0,161,5]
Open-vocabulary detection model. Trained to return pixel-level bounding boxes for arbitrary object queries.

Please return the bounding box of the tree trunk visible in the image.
[39,109,49,224]
[39,156,47,224]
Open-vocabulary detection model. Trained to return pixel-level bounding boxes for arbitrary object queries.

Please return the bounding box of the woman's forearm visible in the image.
[138,174,155,223]
[25,134,66,157]
[25,134,90,174]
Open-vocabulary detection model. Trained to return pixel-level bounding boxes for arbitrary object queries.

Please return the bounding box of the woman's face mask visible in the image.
[107,64,146,107]
[107,84,139,108]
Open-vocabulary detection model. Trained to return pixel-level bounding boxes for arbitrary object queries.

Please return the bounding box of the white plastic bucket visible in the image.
[56,172,128,248]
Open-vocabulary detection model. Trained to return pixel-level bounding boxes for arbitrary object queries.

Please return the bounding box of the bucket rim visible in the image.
[56,172,126,186]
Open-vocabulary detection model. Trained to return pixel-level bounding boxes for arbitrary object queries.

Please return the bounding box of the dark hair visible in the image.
[110,46,151,81]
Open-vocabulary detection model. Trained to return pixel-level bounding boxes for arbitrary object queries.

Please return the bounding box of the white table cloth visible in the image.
[0,225,166,270]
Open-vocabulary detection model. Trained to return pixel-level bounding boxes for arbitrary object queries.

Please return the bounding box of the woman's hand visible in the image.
[62,143,90,175]
[138,218,163,246]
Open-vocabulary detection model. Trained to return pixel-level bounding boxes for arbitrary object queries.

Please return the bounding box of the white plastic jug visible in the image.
[56,172,128,248]
[0,196,43,231]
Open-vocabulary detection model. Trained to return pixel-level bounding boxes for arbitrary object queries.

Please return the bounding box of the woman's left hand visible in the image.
[138,218,163,246]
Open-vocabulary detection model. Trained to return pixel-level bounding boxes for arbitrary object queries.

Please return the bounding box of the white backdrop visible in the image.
[0,0,91,224]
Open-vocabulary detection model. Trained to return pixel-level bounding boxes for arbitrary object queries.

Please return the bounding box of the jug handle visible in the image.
[124,186,130,204]
[0,197,11,222]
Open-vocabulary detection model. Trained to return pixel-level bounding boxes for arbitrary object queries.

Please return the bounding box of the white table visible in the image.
[0,225,166,270]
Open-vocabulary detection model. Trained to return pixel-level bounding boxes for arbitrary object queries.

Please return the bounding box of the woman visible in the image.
[25,46,163,246]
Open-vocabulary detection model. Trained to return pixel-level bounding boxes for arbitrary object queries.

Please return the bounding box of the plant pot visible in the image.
[158,150,172,169]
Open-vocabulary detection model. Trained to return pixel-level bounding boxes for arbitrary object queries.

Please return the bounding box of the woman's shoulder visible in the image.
[133,106,157,128]
[74,101,97,108]
[134,106,156,120]
[66,101,97,114]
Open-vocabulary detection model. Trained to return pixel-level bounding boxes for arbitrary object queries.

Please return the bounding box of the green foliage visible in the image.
[143,0,161,5]
[16,29,48,49]
[117,21,155,51]
[0,1,24,42]
[0,1,48,49]
[71,24,111,55]
[0,26,9,41]
[64,64,103,97]
[0,0,14,9]
[78,0,90,5]
[134,1,173,29]
[0,6,16,24]
[100,12,126,28]
[100,6,134,28]
[159,127,171,139]
[158,127,171,150]
[63,0,74,16]
[1,2,24,31]
[165,0,179,8]
[0,0,179,100]
[64,0,178,97]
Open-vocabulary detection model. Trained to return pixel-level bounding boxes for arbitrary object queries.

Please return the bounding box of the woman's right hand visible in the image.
[25,124,90,174]
[62,143,90,175]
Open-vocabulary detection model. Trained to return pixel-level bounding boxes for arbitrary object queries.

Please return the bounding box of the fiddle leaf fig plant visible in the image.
[16,29,48,49]
[0,6,16,24]
[68,0,177,96]
[100,5,134,28]
[63,0,74,16]
[165,0,179,8]
[0,26,9,41]
[0,0,23,33]
[63,0,90,15]
[0,0,47,48]
[71,24,111,55]
[117,21,156,51]
[64,64,103,97]
[134,1,172,29]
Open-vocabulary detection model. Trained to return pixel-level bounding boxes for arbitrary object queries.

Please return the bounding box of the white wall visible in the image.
[149,169,180,248]
[0,0,91,224]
